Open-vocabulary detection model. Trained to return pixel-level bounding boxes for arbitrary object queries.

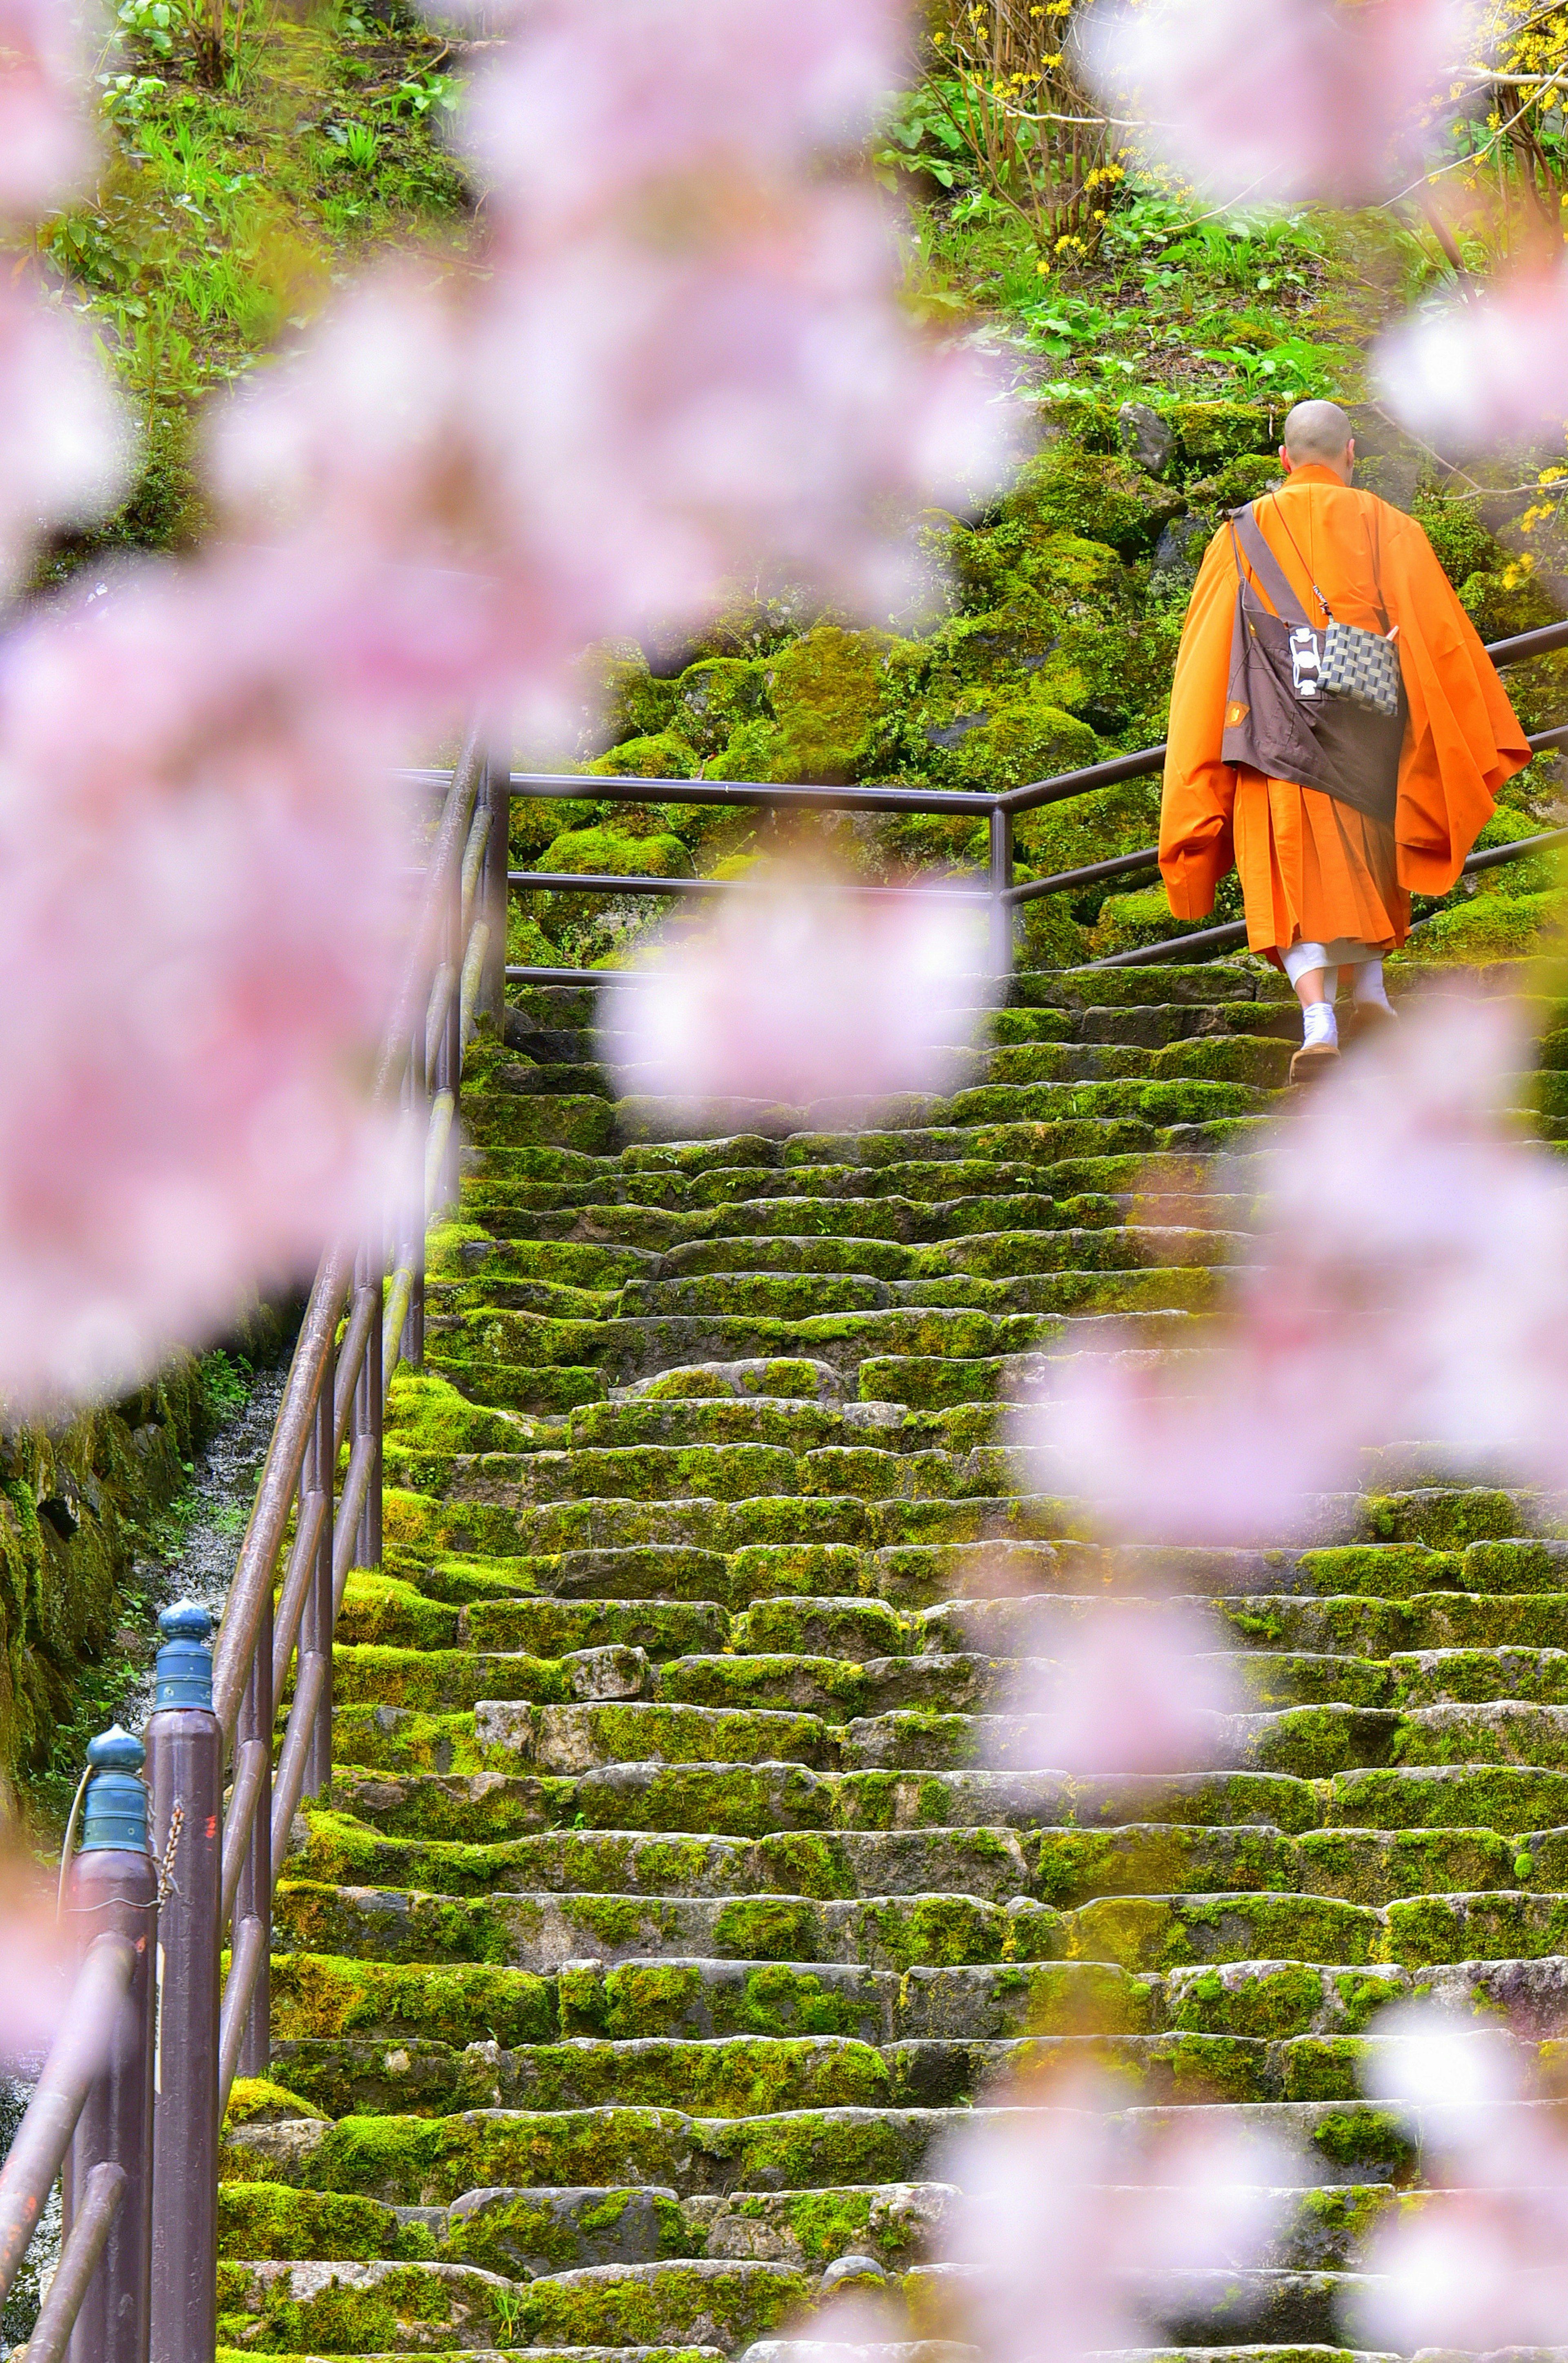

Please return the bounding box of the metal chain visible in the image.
[157,1803,184,1908]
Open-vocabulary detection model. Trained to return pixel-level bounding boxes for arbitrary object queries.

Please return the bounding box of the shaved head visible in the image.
[1283,399,1354,462]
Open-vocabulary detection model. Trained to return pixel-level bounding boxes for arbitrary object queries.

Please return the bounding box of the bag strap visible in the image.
[1264,493,1339,625]
[1270,487,1401,636]
[1230,503,1316,629]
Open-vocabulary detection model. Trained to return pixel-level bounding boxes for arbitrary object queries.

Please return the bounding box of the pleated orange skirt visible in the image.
[1232,767,1408,958]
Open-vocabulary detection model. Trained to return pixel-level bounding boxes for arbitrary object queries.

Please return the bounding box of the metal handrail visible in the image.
[208,725,508,2112]
[495,615,1568,988]
[0,1939,136,2311]
[1082,821,1568,971]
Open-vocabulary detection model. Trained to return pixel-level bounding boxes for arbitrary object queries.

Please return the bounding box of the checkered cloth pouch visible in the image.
[1319,614,1401,719]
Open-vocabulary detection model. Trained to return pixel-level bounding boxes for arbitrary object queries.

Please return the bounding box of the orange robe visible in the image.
[1159,464,1531,957]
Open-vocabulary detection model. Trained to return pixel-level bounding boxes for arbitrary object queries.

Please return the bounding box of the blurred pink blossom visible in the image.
[1077,0,1471,207]
[0,1845,78,2064]
[0,557,409,1407]
[1016,985,1568,1545]
[596,869,998,1109]
[0,282,129,590]
[995,1604,1243,1774]
[0,0,95,219]
[1352,2003,1568,2352]
[460,0,903,224]
[1377,267,1568,450]
[212,196,1007,714]
[934,2073,1301,2363]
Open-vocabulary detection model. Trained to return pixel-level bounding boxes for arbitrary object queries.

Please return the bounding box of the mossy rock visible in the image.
[1091,887,1199,956]
[1186,455,1285,511]
[1395,885,1567,965]
[582,640,682,748]
[1167,398,1275,468]
[1412,495,1503,590]
[926,682,1099,794]
[1460,567,1563,643]
[1004,448,1187,560]
[1014,773,1163,878]
[588,733,700,781]
[1029,613,1185,739]
[761,626,893,782]
[670,659,773,758]
[951,519,1128,617]
[510,793,602,858]
[537,824,694,878]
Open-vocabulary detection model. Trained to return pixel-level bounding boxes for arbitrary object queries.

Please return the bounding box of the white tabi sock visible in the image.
[1301,999,1338,1051]
[1352,958,1393,1012]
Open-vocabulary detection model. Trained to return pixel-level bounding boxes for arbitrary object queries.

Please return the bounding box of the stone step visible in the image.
[262,2022,1515,2124]
[273,1866,1568,1975]
[327,1640,1438,1720]
[293,1809,1567,1911]
[323,1759,1328,1839]
[216,2249,802,2354]
[273,1948,1560,2052]
[221,2095,1451,2207]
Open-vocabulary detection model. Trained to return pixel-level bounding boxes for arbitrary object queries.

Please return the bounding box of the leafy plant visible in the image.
[920,0,1123,261]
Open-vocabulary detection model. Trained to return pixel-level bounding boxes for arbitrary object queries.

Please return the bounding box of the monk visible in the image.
[1160,398,1530,1081]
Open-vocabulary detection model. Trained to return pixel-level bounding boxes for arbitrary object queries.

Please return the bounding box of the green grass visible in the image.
[29,0,471,575]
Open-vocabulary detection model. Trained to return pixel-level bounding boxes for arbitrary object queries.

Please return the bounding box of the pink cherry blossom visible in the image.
[0,0,96,219]
[1016,984,1568,1547]
[596,867,999,1110]
[1352,2004,1568,2353]
[0,1842,80,2066]
[933,2072,1301,2363]
[0,281,129,592]
[993,1603,1244,1774]
[212,193,1008,714]
[1377,266,1568,450]
[1077,0,1472,208]
[459,0,904,227]
[0,555,410,1409]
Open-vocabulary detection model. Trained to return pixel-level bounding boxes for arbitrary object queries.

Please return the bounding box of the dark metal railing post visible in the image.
[62,1726,158,2363]
[304,1335,336,1794]
[353,1247,383,1569]
[233,1582,272,2082]
[146,1607,221,2363]
[401,1010,426,1373]
[989,802,1014,978]
[439,819,463,1213]
[479,749,510,1027]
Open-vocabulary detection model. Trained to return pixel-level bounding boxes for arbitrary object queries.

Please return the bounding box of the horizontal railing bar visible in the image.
[220,1739,271,1928]
[383,622,1568,869]
[270,1488,328,1705]
[1481,618,1568,667]
[332,1281,379,1462]
[1464,822,1568,870]
[508,869,992,901]
[998,744,1167,816]
[24,2158,126,2363]
[506,966,612,986]
[1081,821,1568,971]
[1080,917,1249,970]
[1004,845,1160,905]
[0,1937,135,2310]
[458,918,490,1045]
[505,771,997,817]
[211,1248,351,1741]
[331,1433,381,1600]
[270,1651,329,1868]
[217,1917,267,2114]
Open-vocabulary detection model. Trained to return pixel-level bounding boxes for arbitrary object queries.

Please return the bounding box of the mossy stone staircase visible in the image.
[214,958,1568,2361]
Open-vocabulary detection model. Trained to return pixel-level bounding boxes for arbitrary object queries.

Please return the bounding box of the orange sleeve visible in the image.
[1380,508,1531,895]
[1159,526,1240,920]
